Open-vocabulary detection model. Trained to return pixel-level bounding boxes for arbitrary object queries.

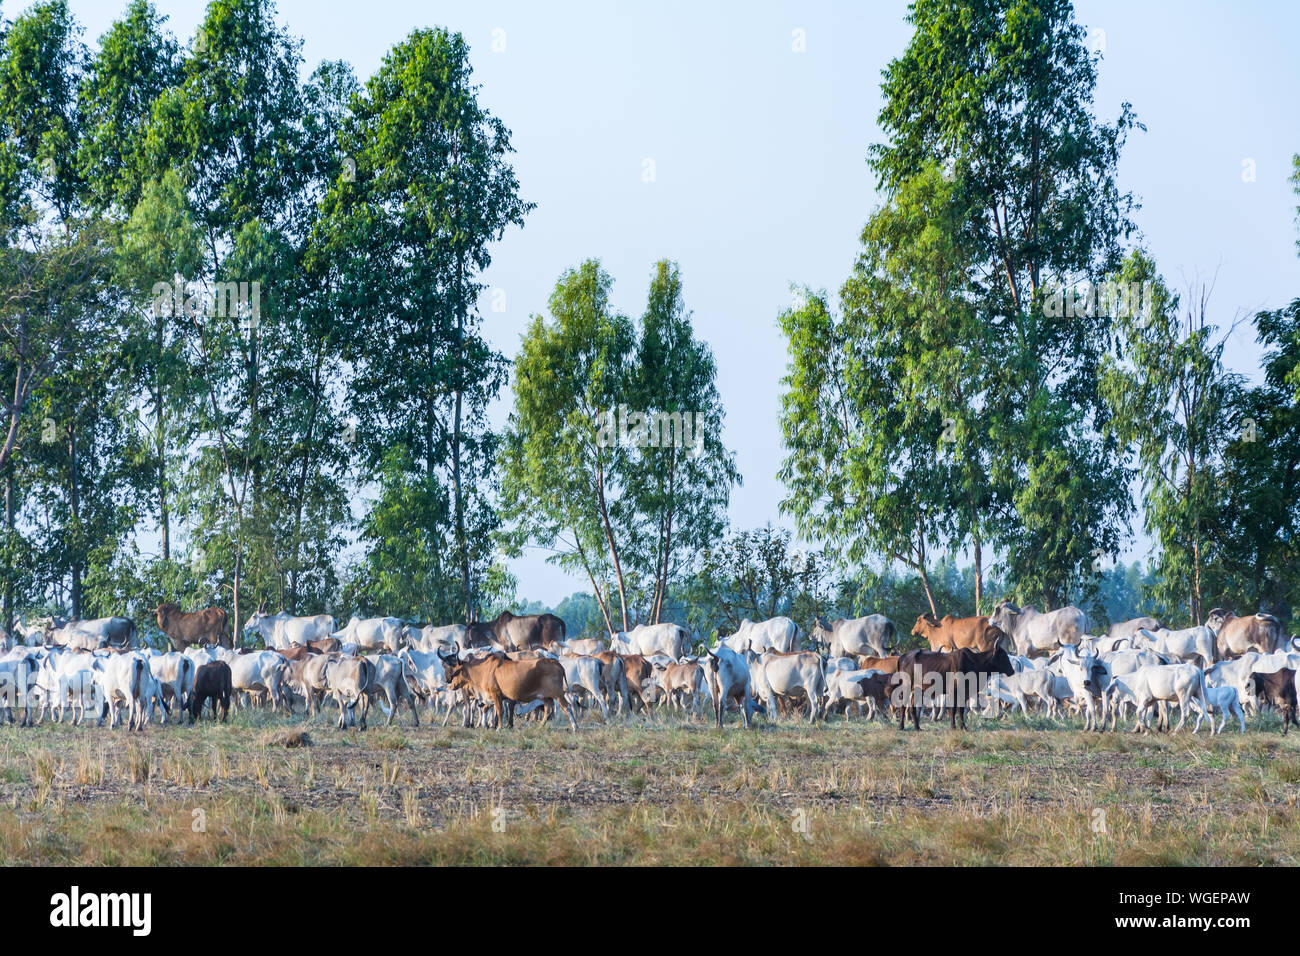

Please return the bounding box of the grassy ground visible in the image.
[1,706,1298,865]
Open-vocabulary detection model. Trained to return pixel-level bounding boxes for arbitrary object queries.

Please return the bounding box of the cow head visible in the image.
[1242,674,1261,710]
[910,614,940,638]
[1205,608,1233,631]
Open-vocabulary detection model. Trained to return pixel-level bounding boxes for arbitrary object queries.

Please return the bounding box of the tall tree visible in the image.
[782,0,1138,609]
[781,166,988,616]
[320,27,530,622]
[625,261,738,623]
[499,260,636,633]
[1102,251,1242,625]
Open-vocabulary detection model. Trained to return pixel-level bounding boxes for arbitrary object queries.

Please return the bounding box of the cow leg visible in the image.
[557,695,579,734]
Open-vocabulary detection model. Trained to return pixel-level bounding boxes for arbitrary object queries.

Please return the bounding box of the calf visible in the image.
[440,652,577,732]
[1105,664,1209,734]
[1203,684,1246,734]
[619,654,656,714]
[190,661,232,723]
[1244,669,1297,735]
[326,656,375,729]
[703,645,754,729]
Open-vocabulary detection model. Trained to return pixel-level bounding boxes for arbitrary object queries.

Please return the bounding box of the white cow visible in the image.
[990,601,1088,657]
[702,645,754,728]
[404,623,467,654]
[824,667,881,718]
[611,623,688,661]
[49,617,137,651]
[93,654,150,730]
[244,611,336,650]
[1135,626,1216,668]
[1108,616,1161,640]
[228,651,289,712]
[750,650,825,723]
[723,617,799,655]
[1056,646,1107,731]
[1104,664,1209,733]
[334,616,404,653]
[559,655,610,721]
[810,615,894,657]
[359,654,421,726]
[151,652,196,714]
[982,670,1061,718]
[1205,653,1262,713]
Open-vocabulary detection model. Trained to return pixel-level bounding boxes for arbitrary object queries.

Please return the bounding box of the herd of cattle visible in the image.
[0,600,1296,737]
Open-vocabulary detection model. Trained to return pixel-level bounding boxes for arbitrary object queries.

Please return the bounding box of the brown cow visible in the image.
[1245,668,1297,735]
[274,644,312,662]
[618,654,655,713]
[1209,609,1285,658]
[854,654,900,674]
[156,603,230,651]
[911,614,1005,653]
[306,638,339,655]
[890,646,1015,730]
[856,671,897,722]
[441,651,577,732]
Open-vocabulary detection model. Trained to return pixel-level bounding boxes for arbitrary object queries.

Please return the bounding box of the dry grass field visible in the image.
[2,707,1299,866]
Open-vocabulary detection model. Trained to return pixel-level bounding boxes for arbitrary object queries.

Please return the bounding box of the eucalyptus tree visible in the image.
[782,0,1137,610]
[1101,251,1243,626]
[624,261,738,624]
[499,260,636,634]
[319,27,530,621]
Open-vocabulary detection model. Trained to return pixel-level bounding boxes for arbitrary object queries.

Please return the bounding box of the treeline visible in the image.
[525,525,1160,644]
[2,0,1297,639]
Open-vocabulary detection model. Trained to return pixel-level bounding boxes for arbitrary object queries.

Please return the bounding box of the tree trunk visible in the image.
[573,527,615,638]
[594,462,629,631]
[287,348,325,613]
[3,465,12,633]
[68,426,81,619]
[918,562,937,618]
[972,532,984,616]
[156,311,169,561]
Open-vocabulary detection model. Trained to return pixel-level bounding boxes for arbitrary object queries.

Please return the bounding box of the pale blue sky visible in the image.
[65,1,1300,602]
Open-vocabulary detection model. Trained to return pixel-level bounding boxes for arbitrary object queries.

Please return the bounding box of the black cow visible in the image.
[1246,668,1297,735]
[189,661,232,723]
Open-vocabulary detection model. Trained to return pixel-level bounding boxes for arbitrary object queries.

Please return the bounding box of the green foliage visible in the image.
[1101,251,1243,625]
[500,259,738,633]
[319,26,530,621]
